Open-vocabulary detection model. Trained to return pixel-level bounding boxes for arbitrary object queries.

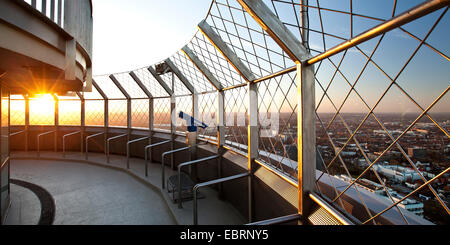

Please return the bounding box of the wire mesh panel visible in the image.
[257,70,298,180]
[108,100,128,127]
[198,92,218,142]
[205,0,296,79]
[10,95,25,126]
[187,32,246,88]
[159,72,192,96]
[113,73,148,99]
[153,97,171,131]
[170,51,216,93]
[29,95,55,126]
[175,95,193,133]
[224,86,248,153]
[310,2,450,225]
[131,99,149,129]
[58,97,81,126]
[93,75,126,99]
[133,67,169,98]
[85,100,104,127]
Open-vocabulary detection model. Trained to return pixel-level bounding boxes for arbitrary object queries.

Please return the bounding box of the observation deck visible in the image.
[1,0,449,226]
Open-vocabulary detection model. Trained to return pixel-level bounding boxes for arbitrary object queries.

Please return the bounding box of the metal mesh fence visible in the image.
[198,92,218,142]
[85,100,104,126]
[10,96,25,126]
[131,99,150,129]
[175,95,193,133]
[108,99,128,127]
[153,97,171,131]
[29,95,55,126]
[58,98,81,126]
[224,85,248,153]
[257,70,298,179]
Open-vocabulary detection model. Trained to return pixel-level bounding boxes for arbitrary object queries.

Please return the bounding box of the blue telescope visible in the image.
[178,111,208,132]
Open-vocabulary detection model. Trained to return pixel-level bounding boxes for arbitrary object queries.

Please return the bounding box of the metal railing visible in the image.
[37,130,56,157]
[62,131,81,157]
[10,130,26,137]
[144,140,171,177]
[161,146,191,189]
[177,155,219,208]
[126,136,149,169]
[85,132,104,160]
[106,134,128,163]
[193,172,250,225]
[245,214,301,225]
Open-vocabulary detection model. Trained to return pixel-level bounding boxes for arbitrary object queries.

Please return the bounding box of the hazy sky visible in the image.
[89,0,449,114]
[92,0,211,75]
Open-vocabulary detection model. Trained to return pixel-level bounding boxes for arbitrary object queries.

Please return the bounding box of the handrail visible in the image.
[245,214,301,225]
[126,136,149,169]
[193,172,250,225]
[62,131,81,158]
[85,132,104,160]
[10,130,26,137]
[177,155,220,208]
[144,140,171,177]
[161,146,191,189]
[37,130,56,157]
[309,192,355,225]
[254,159,298,188]
[106,133,128,163]
[1,156,10,170]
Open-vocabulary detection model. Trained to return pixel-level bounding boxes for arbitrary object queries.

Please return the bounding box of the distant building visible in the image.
[336,175,424,217]
[372,164,422,183]
[408,147,427,159]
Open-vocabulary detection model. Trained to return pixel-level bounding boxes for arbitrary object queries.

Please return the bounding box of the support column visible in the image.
[297,62,316,219]
[170,72,176,170]
[53,94,59,152]
[237,0,315,220]
[24,94,30,152]
[217,90,225,197]
[77,92,85,153]
[247,82,258,223]
[109,75,132,142]
[129,71,154,157]
[92,80,108,154]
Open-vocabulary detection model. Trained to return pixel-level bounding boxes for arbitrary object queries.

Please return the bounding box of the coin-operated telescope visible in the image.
[178,111,208,133]
[178,111,209,179]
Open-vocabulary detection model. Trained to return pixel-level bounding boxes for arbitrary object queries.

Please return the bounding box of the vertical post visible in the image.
[129,71,154,163]
[297,62,316,219]
[248,82,258,223]
[57,0,62,26]
[190,92,198,177]
[50,0,55,21]
[217,90,225,197]
[24,94,30,152]
[31,0,37,8]
[300,0,310,50]
[41,0,47,15]
[79,92,85,154]
[170,72,176,169]
[104,98,109,154]
[127,98,132,143]
[53,94,58,152]
[148,97,154,160]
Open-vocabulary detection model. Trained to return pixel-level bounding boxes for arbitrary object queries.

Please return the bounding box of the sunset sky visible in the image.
[10,0,449,126]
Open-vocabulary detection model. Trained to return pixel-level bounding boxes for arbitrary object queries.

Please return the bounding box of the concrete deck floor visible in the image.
[8,151,246,225]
